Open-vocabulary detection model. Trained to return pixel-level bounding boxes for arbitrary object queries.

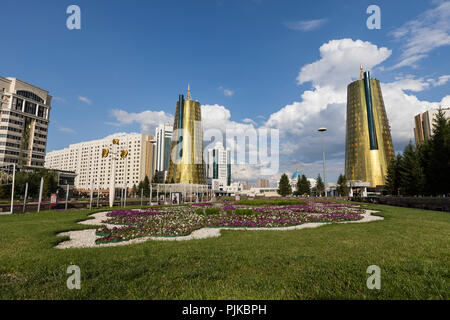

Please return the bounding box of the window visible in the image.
[13,97,23,111]
[16,91,44,103]
[38,106,45,118]
[24,101,36,115]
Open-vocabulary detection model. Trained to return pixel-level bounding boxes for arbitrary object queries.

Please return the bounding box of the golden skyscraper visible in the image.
[345,66,394,187]
[167,86,207,184]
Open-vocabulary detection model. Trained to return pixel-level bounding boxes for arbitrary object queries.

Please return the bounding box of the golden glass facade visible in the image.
[167,91,206,184]
[345,71,394,187]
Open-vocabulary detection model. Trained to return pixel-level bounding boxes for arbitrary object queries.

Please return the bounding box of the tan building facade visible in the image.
[0,76,51,167]
[414,108,450,145]
[256,178,269,188]
[45,133,154,190]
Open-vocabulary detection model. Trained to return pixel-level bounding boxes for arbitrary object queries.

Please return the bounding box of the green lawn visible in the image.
[0,203,448,299]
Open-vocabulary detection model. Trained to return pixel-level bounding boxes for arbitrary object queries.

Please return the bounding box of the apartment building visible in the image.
[45,133,154,190]
[0,76,51,167]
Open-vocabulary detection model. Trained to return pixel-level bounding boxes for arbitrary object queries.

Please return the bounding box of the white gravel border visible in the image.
[55,209,383,249]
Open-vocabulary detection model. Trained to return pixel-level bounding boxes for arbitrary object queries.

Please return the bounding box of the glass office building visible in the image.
[167,86,206,184]
[345,66,394,187]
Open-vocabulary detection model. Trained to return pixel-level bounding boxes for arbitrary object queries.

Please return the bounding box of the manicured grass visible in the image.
[0,203,448,299]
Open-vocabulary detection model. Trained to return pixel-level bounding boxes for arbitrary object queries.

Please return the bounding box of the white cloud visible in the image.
[389,54,427,70]
[201,104,231,131]
[103,132,140,140]
[109,109,173,134]
[390,1,450,69]
[296,39,392,90]
[429,75,450,86]
[242,118,257,125]
[284,19,327,32]
[441,95,450,106]
[385,78,430,92]
[218,86,235,97]
[201,104,255,133]
[78,96,92,105]
[201,104,259,160]
[381,81,447,143]
[58,126,76,134]
[231,164,269,181]
[266,86,346,137]
[52,96,67,103]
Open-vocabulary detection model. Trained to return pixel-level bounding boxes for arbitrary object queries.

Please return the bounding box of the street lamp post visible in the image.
[102,139,129,208]
[318,127,327,197]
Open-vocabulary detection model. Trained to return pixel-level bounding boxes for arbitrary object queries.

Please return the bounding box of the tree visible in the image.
[42,169,58,198]
[131,184,138,198]
[384,107,449,197]
[137,175,150,196]
[143,175,150,196]
[7,168,57,200]
[13,170,30,198]
[296,175,311,196]
[398,142,425,196]
[0,183,10,199]
[316,174,325,197]
[385,154,402,195]
[137,181,144,196]
[425,108,450,196]
[152,171,164,184]
[336,174,349,197]
[278,173,292,196]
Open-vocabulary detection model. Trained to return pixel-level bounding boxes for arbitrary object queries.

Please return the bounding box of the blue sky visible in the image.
[1,0,449,183]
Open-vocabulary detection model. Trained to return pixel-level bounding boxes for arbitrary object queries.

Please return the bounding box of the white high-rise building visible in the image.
[0,76,51,167]
[154,123,173,175]
[208,141,231,187]
[45,133,155,191]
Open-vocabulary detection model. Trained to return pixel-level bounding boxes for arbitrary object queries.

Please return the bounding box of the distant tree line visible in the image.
[131,175,159,198]
[386,108,449,197]
[277,173,328,197]
[0,168,58,199]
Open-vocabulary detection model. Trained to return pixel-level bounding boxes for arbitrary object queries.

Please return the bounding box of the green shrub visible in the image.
[204,207,220,215]
[195,208,204,215]
[234,209,256,216]
[238,200,307,206]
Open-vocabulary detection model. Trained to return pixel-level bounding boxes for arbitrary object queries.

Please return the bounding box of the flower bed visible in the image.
[95,202,364,244]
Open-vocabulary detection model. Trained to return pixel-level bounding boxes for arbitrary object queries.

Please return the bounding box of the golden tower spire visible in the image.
[187,84,191,100]
[359,64,364,80]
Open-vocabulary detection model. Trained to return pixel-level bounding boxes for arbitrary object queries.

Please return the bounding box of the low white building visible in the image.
[348,180,370,197]
[240,187,280,197]
[212,180,242,195]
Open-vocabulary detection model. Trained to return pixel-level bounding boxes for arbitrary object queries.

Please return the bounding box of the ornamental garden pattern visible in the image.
[95,201,364,244]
